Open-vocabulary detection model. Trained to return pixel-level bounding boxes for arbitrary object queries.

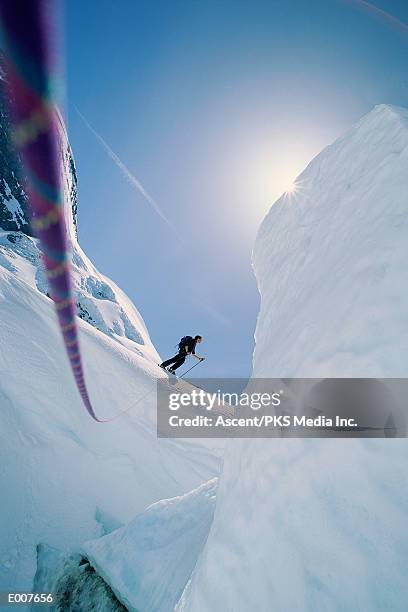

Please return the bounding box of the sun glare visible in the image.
[285,182,297,194]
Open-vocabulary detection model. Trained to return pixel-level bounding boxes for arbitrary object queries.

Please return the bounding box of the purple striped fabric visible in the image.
[0,0,101,421]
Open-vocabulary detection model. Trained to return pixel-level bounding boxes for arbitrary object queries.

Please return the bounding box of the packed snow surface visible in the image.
[178,105,408,611]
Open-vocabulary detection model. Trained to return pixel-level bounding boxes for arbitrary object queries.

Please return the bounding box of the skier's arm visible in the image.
[187,342,204,361]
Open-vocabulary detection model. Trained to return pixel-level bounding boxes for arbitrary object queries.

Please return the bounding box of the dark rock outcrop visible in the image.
[0,51,78,237]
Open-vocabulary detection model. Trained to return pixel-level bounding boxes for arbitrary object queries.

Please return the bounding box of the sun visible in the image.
[284,181,298,195]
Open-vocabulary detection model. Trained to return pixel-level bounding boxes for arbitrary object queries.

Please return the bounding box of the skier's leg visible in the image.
[161,354,180,368]
[171,355,186,371]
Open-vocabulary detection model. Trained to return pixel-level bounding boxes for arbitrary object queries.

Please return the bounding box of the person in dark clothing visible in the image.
[160,335,204,374]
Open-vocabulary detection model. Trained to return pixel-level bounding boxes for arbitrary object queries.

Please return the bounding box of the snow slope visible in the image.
[178,105,408,611]
[0,231,222,594]
[0,112,222,599]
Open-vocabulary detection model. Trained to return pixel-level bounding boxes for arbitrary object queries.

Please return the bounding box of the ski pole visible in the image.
[179,359,205,379]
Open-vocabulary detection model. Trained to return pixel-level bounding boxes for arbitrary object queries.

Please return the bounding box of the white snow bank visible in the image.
[179,105,408,611]
[0,231,222,594]
[253,103,408,378]
[83,479,217,612]
[178,438,408,611]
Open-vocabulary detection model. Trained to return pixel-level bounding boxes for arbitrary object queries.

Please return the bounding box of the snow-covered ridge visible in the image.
[0,54,153,354]
[0,230,156,358]
[55,106,79,241]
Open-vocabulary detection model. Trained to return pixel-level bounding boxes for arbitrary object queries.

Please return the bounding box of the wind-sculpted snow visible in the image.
[1,231,149,351]
[179,105,408,611]
[253,104,408,378]
[83,479,217,612]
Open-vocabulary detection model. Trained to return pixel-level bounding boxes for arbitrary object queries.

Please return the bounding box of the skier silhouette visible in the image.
[160,335,204,375]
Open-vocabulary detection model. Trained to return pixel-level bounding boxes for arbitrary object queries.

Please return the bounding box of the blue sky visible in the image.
[63,0,408,377]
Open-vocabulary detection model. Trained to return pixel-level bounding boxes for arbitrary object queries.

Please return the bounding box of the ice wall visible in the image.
[178,105,408,612]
